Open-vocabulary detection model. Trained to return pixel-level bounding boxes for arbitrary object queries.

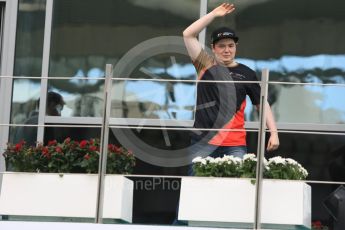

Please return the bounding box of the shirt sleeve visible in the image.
[246,72,261,105]
[192,49,214,77]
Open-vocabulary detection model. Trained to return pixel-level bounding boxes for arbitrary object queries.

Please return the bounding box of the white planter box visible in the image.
[178,177,311,229]
[0,173,133,223]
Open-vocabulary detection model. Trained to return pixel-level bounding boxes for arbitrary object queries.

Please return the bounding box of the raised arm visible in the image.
[183,3,235,61]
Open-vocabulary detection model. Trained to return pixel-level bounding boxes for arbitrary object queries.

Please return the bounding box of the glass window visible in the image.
[13,0,46,77]
[43,127,100,144]
[10,0,46,143]
[269,84,345,124]
[49,0,199,119]
[207,0,345,124]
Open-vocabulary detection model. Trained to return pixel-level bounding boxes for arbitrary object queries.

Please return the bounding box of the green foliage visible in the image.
[192,154,308,180]
[3,138,136,174]
[193,156,242,177]
[2,141,47,172]
[264,157,308,180]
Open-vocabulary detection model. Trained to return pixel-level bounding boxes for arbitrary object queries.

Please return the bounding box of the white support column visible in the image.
[0,0,18,172]
[36,0,54,143]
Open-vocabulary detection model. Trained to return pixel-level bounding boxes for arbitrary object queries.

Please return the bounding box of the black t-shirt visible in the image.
[191,50,261,146]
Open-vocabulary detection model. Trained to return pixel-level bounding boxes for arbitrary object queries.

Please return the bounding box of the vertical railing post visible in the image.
[254,69,269,229]
[95,64,113,223]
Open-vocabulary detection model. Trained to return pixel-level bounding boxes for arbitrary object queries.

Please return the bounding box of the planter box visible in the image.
[0,173,133,223]
[178,177,311,229]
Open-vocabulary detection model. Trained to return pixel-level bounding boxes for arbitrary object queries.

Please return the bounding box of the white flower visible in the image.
[192,156,203,163]
[222,155,232,162]
[200,159,207,165]
[233,156,242,164]
[219,156,229,163]
[224,155,241,164]
[268,156,286,165]
[243,153,256,161]
[209,158,216,163]
[205,156,214,162]
[286,158,298,165]
[299,167,308,177]
[214,157,222,164]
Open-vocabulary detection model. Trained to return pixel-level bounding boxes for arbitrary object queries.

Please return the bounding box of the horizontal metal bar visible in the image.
[272,130,345,135]
[45,116,102,124]
[0,171,343,184]
[2,75,345,87]
[0,124,102,128]
[111,78,261,84]
[0,75,261,84]
[2,123,345,135]
[246,122,345,132]
[108,125,259,132]
[109,118,194,127]
[304,180,345,185]
[269,81,345,87]
[0,76,106,80]
[18,117,345,133]
[106,125,345,135]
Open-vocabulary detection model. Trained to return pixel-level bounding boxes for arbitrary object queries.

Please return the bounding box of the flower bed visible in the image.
[2,138,136,174]
[192,153,308,180]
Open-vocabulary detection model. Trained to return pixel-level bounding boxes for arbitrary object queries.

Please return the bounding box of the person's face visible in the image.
[55,104,64,116]
[212,38,237,66]
[47,103,64,116]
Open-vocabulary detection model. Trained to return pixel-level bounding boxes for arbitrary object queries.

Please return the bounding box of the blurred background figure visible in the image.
[13,91,65,146]
[46,91,65,116]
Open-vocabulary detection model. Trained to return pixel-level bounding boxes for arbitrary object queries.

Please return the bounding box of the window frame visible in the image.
[0,0,18,172]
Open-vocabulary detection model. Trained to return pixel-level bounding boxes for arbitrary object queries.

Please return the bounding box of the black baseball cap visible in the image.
[211,27,239,44]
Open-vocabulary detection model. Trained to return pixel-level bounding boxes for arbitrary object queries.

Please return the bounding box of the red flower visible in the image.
[19,140,26,145]
[84,154,91,160]
[89,145,97,151]
[55,146,63,153]
[312,221,322,227]
[79,140,88,148]
[48,140,57,146]
[64,137,71,144]
[114,146,121,153]
[15,143,23,152]
[42,147,50,158]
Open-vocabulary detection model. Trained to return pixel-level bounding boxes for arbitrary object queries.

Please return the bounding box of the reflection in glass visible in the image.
[114,80,196,120]
[49,0,198,118]
[268,84,345,124]
[241,55,345,124]
[48,79,104,117]
[112,53,196,120]
[10,0,46,143]
[14,0,46,77]
[10,79,41,144]
[206,0,345,125]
